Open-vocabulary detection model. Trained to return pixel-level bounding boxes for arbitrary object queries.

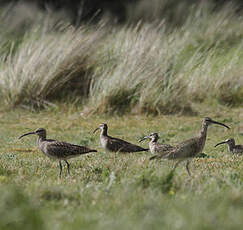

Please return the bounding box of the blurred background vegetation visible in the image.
[1,0,243,25]
[0,0,242,114]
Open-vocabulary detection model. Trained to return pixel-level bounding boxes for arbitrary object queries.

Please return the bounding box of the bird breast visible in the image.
[149,142,156,154]
[38,141,54,158]
[100,136,110,151]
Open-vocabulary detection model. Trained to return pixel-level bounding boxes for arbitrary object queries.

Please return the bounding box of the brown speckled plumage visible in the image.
[94,123,149,153]
[139,133,174,156]
[150,117,230,176]
[215,138,243,155]
[19,128,97,177]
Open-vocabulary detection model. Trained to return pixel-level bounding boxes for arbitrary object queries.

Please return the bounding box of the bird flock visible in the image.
[18,117,242,178]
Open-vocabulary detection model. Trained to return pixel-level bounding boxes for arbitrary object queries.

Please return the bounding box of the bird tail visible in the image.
[132,148,149,152]
[149,155,159,160]
[142,148,149,152]
[89,149,98,153]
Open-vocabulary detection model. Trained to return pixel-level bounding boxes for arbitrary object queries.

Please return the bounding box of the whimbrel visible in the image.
[215,138,243,155]
[150,117,230,176]
[139,133,174,155]
[19,128,97,178]
[93,123,149,153]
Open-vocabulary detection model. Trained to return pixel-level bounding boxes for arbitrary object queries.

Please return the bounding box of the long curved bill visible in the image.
[93,128,99,134]
[210,120,230,129]
[139,136,149,142]
[18,131,36,139]
[215,141,227,148]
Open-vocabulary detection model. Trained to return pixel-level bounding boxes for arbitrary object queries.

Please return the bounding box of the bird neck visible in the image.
[38,135,46,143]
[150,138,157,143]
[101,129,108,137]
[228,143,234,152]
[199,124,208,140]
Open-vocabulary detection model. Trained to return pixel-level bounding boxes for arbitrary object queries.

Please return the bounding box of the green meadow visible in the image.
[0,106,242,230]
[0,1,243,230]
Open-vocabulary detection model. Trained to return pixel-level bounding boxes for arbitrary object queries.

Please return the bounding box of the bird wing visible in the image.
[108,136,148,152]
[156,144,174,153]
[46,141,96,159]
[164,138,200,159]
[151,138,200,160]
[234,145,243,154]
[150,144,174,157]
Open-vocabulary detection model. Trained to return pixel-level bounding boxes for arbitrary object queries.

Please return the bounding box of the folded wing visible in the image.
[46,141,97,159]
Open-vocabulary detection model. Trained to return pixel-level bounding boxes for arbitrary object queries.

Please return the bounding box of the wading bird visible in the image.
[93,123,149,153]
[150,117,230,176]
[215,138,243,155]
[139,132,174,155]
[19,128,97,178]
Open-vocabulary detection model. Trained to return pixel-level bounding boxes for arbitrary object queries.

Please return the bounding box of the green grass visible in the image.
[0,106,242,229]
[0,3,242,228]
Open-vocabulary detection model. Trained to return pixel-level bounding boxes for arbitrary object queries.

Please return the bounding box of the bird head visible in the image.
[203,117,230,129]
[139,132,159,142]
[215,138,235,148]
[19,128,46,139]
[93,123,108,133]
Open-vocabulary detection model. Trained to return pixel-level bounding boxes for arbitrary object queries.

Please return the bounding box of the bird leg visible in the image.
[65,160,70,176]
[186,160,191,176]
[59,160,63,178]
[172,160,183,172]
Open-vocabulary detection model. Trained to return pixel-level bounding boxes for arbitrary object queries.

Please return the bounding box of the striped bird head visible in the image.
[93,123,108,134]
[19,128,47,139]
[215,138,235,148]
[139,132,159,142]
[203,117,230,129]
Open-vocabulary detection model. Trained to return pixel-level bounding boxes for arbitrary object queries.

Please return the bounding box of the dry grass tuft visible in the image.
[0,1,242,114]
[0,24,104,109]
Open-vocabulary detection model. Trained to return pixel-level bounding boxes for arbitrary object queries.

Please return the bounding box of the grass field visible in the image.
[0,1,243,229]
[0,105,242,230]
